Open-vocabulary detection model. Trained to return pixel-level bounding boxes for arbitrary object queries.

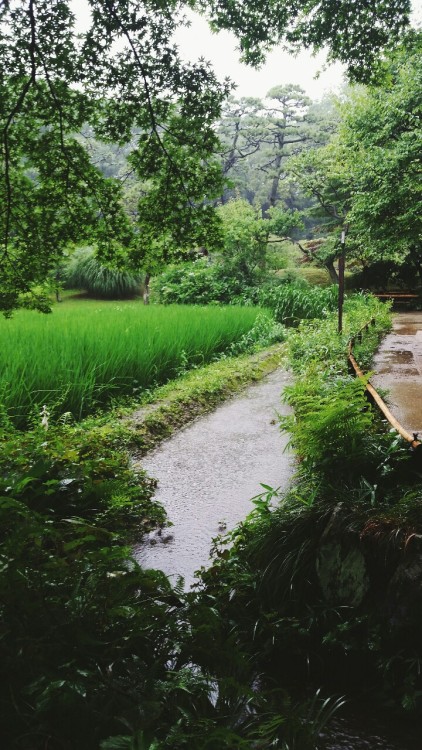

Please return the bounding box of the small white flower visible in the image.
[40,404,50,431]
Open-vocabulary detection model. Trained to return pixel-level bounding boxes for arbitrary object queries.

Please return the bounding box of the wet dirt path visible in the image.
[133,368,293,587]
[372,312,422,436]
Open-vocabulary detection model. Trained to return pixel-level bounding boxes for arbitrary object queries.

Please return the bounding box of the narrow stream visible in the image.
[133,368,293,587]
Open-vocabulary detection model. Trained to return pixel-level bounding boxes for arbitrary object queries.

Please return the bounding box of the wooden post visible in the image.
[143,272,150,305]
[338,229,346,334]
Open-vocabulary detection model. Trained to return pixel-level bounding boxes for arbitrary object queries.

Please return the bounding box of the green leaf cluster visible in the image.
[258,280,339,325]
[287,32,422,285]
[0,0,230,314]
[201,0,410,80]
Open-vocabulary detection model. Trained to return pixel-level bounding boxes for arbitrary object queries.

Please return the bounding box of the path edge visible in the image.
[129,344,287,459]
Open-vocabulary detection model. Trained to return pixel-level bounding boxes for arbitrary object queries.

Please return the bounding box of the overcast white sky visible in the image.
[174,12,346,101]
[72,0,422,102]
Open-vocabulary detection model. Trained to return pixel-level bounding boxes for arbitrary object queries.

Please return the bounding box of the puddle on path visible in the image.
[133,368,293,587]
[372,312,422,435]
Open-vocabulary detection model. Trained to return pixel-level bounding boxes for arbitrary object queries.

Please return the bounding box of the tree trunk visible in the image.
[143,273,150,305]
[268,153,283,208]
[326,261,339,284]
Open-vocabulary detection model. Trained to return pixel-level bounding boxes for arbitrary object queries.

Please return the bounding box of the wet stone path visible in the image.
[372,312,422,436]
[133,368,294,587]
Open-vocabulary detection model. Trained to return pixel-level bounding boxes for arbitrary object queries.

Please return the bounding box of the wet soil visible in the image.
[133,368,293,587]
[322,710,420,750]
[372,312,422,436]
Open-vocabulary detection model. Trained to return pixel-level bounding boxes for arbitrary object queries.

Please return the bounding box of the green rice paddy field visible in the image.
[0,299,261,428]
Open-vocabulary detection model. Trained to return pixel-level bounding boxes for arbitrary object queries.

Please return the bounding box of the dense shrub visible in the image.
[0,422,338,749]
[195,295,422,717]
[347,259,420,292]
[151,260,259,305]
[66,248,142,299]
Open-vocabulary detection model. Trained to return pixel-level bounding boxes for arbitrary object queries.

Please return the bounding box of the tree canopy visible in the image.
[0,0,413,312]
[201,0,411,79]
[0,0,229,312]
[287,31,421,284]
[340,33,422,279]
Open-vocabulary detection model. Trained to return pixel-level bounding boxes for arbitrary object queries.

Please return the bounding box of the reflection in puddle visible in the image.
[372,313,422,434]
[387,350,414,364]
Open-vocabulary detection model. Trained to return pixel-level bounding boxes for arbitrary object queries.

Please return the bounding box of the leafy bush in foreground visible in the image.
[151,260,259,305]
[0,421,341,749]
[195,293,422,716]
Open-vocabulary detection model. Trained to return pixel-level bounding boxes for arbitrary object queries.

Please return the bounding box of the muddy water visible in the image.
[372,312,422,436]
[133,368,293,587]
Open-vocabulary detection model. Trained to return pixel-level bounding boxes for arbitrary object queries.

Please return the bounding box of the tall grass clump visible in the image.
[280,292,393,482]
[65,247,142,299]
[259,281,338,325]
[0,302,261,427]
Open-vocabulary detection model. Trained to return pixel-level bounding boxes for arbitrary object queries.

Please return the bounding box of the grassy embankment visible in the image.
[196,294,422,722]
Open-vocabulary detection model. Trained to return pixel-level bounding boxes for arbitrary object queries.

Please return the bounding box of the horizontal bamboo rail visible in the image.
[348,319,421,451]
[374,292,418,303]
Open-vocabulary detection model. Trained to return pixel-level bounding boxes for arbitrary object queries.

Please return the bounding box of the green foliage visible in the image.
[281,373,375,478]
[217,199,269,281]
[192,294,422,719]
[217,199,303,281]
[65,248,143,299]
[151,260,254,305]
[347,259,420,292]
[0,1,415,313]
[223,312,286,357]
[289,33,422,285]
[202,0,410,79]
[278,292,406,485]
[258,281,338,324]
[151,200,304,306]
[0,0,230,315]
[0,301,260,427]
[0,416,343,749]
[0,421,177,750]
[287,140,352,281]
[340,33,422,278]
[285,292,391,372]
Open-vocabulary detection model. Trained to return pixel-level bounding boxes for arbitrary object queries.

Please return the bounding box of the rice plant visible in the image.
[0,301,260,427]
